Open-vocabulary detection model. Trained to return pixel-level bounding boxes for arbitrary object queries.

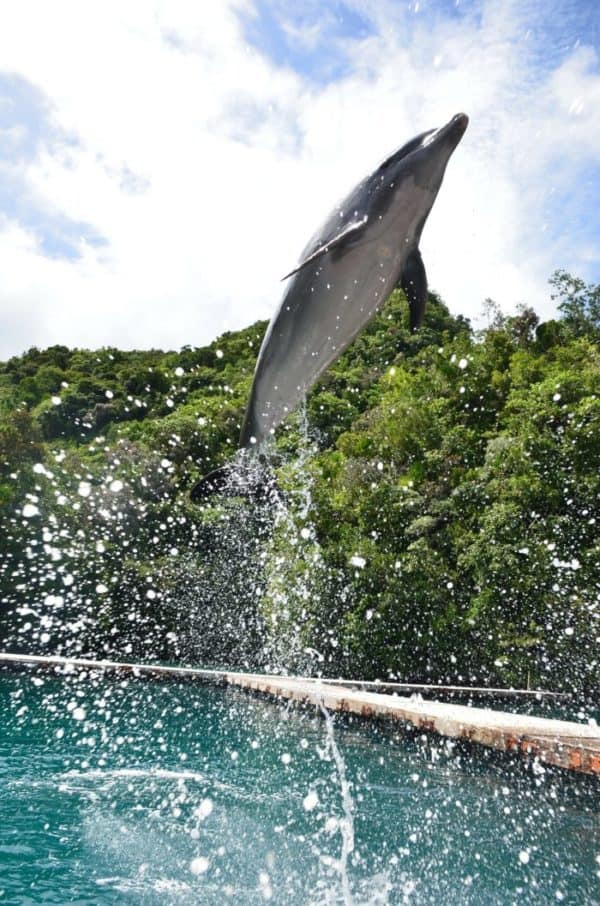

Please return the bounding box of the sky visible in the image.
[0,0,598,359]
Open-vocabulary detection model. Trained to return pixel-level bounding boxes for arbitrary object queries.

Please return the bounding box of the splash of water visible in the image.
[257,402,356,677]
[319,698,356,906]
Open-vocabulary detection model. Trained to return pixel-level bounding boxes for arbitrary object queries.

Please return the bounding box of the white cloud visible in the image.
[0,0,598,358]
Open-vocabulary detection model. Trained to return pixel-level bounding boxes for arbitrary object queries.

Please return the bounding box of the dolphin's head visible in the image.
[411,112,469,181]
[380,113,468,176]
[368,113,468,242]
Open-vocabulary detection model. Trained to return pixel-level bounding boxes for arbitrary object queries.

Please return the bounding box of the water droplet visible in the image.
[303,790,319,811]
[195,798,213,820]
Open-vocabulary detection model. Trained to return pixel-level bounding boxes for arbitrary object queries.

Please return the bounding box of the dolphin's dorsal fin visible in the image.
[281,215,368,281]
[400,247,428,331]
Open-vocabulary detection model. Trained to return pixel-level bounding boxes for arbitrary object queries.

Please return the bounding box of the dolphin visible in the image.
[191,112,468,500]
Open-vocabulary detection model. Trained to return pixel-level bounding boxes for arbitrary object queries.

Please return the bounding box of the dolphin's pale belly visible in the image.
[242,242,406,445]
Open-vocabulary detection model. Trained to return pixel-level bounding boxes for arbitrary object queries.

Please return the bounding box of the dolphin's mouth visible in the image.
[423,113,469,149]
[444,112,469,139]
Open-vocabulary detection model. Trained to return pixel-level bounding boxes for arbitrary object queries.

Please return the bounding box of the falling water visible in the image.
[319,700,356,906]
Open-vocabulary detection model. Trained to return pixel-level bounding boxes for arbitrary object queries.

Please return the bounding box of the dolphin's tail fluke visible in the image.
[189,465,234,502]
[189,458,281,504]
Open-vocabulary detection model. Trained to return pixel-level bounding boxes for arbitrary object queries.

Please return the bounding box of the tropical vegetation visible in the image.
[1,270,598,693]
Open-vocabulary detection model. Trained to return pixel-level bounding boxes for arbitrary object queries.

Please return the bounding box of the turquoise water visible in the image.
[1,670,598,905]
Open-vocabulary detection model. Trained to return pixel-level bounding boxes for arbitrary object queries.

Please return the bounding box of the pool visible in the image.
[1,670,598,904]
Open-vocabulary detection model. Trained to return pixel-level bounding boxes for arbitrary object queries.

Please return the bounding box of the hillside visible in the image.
[1,270,598,692]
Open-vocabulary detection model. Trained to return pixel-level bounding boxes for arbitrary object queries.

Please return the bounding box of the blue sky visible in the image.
[0,0,598,357]
[237,2,376,84]
[237,0,600,90]
[0,73,106,259]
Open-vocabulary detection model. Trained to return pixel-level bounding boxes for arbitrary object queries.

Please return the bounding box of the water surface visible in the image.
[0,670,598,904]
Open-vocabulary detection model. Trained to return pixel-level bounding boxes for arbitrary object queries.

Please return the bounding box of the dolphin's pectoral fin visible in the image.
[281,216,368,281]
[400,247,428,331]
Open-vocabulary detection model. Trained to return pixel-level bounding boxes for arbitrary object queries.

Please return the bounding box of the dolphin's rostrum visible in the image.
[191,113,468,500]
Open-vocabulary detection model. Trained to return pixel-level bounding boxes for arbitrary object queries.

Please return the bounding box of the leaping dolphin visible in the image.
[191,113,468,500]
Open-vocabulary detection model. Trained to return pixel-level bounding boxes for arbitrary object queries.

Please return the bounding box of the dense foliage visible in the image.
[1,271,598,693]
